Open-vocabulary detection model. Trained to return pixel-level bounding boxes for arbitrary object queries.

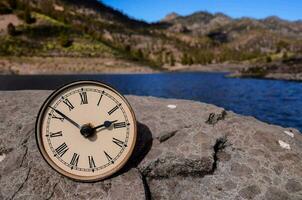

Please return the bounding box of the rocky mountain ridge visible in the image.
[0,0,301,73]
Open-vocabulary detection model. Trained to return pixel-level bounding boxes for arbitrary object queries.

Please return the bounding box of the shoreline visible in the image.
[0,57,159,75]
[229,72,302,82]
[1,57,301,82]
[0,57,246,75]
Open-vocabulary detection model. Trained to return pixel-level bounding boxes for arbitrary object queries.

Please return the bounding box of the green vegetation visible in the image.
[0,9,117,57]
[0,36,39,56]
[34,12,66,26]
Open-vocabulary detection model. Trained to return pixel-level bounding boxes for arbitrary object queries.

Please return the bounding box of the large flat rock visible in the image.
[0,91,302,200]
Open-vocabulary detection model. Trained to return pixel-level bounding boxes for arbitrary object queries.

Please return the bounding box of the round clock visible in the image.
[35,80,137,182]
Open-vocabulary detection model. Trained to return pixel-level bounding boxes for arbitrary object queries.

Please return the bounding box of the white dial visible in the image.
[36,81,137,182]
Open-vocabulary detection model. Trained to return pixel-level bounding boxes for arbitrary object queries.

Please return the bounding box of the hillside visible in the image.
[0,0,302,74]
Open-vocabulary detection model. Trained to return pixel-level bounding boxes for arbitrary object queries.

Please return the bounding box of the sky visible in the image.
[101,0,302,22]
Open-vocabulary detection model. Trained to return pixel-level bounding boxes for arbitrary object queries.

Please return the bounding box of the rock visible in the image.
[161,12,180,22]
[264,187,290,200]
[239,185,261,199]
[1,91,302,199]
[286,179,302,193]
[206,110,227,125]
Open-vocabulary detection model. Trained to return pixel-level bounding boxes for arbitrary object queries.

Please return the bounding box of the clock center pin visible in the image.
[80,123,95,138]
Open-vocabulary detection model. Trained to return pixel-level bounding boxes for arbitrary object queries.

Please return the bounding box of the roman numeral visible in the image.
[50,131,62,137]
[112,137,127,148]
[88,156,96,169]
[55,143,69,157]
[97,92,104,106]
[104,151,114,164]
[108,105,119,115]
[70,153,80,168]
[51,114,64,122]
[63,98,74,111]
[79,92,88,104]
[113,122,126,129]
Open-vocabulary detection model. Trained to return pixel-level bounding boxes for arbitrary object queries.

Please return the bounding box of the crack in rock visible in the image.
[18,127,33,167]
[19,147,28,167]
[20,127,33,146]
[211,136,228,174]
[9,167,31,200]
[46,178,61,200]
[206,110,227,125]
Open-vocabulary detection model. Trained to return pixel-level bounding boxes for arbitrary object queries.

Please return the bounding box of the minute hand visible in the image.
[49,106,81,129]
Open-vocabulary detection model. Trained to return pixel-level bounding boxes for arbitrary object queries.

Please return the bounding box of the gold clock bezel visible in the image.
[35,80,137,182]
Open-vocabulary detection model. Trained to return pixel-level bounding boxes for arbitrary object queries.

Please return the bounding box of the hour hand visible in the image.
[93,120,117,130]
[49,106,81,129]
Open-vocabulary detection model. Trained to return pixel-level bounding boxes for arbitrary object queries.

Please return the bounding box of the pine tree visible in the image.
[24,7,36,24]
[266,56,272,63]
[8,0,17,9]
[188,56,193,65]
[170,54,175,66]
[134,49,144,59]
[60,34,73,48]
[181,53,189,65]
[7,23,17,36]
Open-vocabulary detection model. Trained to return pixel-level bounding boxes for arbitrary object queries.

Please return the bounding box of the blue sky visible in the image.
[101,0,302,22]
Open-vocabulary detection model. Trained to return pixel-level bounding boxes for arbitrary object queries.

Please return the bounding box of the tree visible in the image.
[0,2,12,14]
[7,23,17,36]
[124,45,131,52]
[169,54,175,66]
[134,49,144,59]
[188,56,194,65]
[7,0,17,9]
[181,53,189,65]
[59,34,73,48]
[156,52,163,66]
[24,8,36,24]
[276,40,289,53]
[181,53,194,65]
[282,52,288,60]
[266,56,272,63]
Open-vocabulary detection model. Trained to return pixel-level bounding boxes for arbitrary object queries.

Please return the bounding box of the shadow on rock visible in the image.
[110,121,153,177]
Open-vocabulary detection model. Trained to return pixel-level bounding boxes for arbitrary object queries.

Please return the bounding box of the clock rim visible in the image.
[35,80,137,182]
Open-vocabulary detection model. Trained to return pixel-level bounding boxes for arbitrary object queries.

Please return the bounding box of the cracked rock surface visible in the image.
[1,91,302,200]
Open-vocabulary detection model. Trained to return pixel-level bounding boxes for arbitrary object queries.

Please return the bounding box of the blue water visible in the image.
[1,72,302,132]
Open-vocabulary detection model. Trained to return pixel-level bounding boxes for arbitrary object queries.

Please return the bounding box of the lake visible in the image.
[1,72,302,132]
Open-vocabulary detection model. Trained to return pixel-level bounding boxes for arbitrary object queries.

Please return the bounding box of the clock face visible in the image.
[35,81,137,182]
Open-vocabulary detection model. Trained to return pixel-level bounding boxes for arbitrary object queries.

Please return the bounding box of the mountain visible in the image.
[0,0,302,72]
[161,12,180,22]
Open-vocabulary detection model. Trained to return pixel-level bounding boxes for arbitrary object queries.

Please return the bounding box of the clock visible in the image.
[35,80,137,182]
